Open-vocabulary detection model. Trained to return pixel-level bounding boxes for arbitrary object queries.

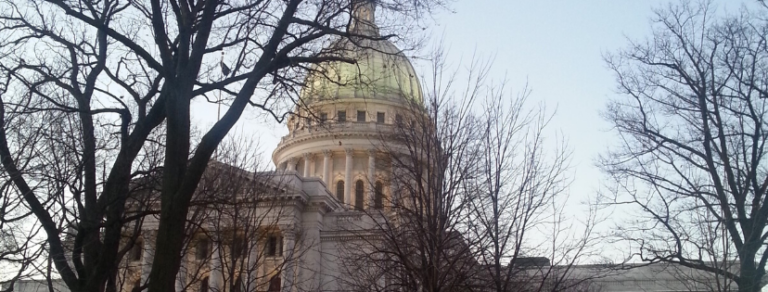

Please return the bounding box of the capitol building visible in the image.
[4,1,747,292]
[137,2,420,291]
[130,1,423,291]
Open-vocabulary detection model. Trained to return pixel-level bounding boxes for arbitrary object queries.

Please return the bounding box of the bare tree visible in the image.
[460,59,606,292]
[182,139,308,292]
[333,52,487,292]
[110,136,314,292]
[337,53,604,292]
[601,1,768,291]
[0,68,41,292]
[465,77,596,292]
[0,193,44,292]
[0,0,442,291]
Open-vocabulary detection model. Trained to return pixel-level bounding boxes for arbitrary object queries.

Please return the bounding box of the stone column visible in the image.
[282,230,296,292]
[286,157,298,172]
[367,149,376,208]
[298,221,322,291]
[245,239,259,292]
[344,148,353,207]
[140,231,155,285]
[391,163,398,208]
[322,150,332,187]
[310,154,316,177]
[302,153,311,177]
[208,241,223,291]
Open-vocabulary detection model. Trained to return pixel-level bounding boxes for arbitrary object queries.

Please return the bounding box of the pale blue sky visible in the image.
[426,0,753,209]
[191,0,757,260]
[195,0,754,203]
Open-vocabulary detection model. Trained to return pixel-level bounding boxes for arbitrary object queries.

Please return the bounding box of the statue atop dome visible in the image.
[350,0,379,36]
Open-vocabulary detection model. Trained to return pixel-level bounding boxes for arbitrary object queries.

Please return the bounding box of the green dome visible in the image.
[301,37,423,105]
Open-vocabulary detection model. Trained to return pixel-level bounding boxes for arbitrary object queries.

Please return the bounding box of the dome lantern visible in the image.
[350,0,379,37]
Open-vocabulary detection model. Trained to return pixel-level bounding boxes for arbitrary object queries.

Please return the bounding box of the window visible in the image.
[233,277,243,292]
[355,180,365,211]
[231,237,245,258]
[268,274,281,292]
[395,114,403,125]
[374,181,384,209]
[336,180,345,203]
[129,242,142,262]
[267,236,277,256]
[266,235,282,257]
[305,117,312,127]
[196,238,209,260]
[319,112,327,124]
[200,277,209,292]
[357,110,366,122]
[337,111,346,123]
[377,112,385,124]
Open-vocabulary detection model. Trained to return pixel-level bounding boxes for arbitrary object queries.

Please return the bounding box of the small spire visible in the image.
[350,0,379,36]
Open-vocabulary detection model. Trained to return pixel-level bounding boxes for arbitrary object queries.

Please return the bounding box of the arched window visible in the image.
[200,277,209,292]
[355,180,365,210]
[336,180,345,203]
[374,181,384,209]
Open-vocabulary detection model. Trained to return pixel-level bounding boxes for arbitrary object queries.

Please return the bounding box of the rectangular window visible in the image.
[196,238,209,260]
[129,242,142,262]
[377,112,385,124]
[267,236,276,256]
[231,237,245,258]
[357,110,366,122]
[266,235,283,256]
[395,114,403,125]
[319,112,327,124]
[337,111,346,123]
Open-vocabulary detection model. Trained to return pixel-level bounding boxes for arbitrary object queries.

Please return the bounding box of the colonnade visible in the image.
[282,149,393,208]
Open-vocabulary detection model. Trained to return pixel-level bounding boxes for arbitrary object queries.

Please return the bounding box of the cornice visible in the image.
[305,200,336,215]
[273,124,393,156]
[303,97,422,110]
[263,192,311,210]
[320,230,383,242]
